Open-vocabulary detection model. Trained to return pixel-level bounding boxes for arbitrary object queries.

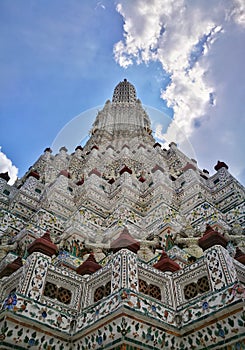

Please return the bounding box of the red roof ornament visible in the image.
[76,253,102,275]
[198,224,228,251]
[182,163,196,172]
[119,165,132,175]
[234,247,245,265]
[88,168,101,177]
[27,231,58,257]
[76,177,84,186]
[153,250,180,272]
[138,176,146,183]
[108,178,115,184]
[214,161,229,171]
[27,170,40,180]
[111,227,140,253]
[59,170,71,178]
[0,256,23,278]
[153,142,161,148]
[151,164,164,173]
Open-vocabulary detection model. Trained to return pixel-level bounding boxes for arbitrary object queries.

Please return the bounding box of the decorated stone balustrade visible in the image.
[74,311,245,350]
[79,262,112,309]
[1,292,71,333]
[205,245,239,289]
[0,316,71,350]
[138,262,174,307]
[75,285,179,334]
[42,268,83,313]
[1,246,245,349]
[1,280,244,349]
[1,300,244,350]
[177,281,245,328]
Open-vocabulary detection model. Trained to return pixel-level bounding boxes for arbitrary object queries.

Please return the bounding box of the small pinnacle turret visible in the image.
[112,78,137,103]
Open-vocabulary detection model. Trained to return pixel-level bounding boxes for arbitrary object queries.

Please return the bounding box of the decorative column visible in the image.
[18,252,50,301]
[111,249,139,293]
[18,231,57,301]
[205,245,238,291]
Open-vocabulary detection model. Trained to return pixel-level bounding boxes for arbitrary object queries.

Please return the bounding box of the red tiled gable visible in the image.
[27,231,58,257]
[88,168,101,177]
[138,176,146,183]
[111,227,140,253]
[119,165,132,175]
[27,171,40,180]
[153,250,180,272]
[182,163,196,172]
[76,253,102,275]
[151,164,164,173]
[198,224,228,251]
[59,170,71,178]
[108,178,115,184]
[0,256,23,278]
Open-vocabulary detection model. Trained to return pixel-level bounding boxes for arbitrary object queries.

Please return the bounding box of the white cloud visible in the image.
[189,25,245,182]
[114,0,245,183]
[229,0,245,26]
[0,148,18,185]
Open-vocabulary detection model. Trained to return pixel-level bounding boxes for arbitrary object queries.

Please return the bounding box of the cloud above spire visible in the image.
[113,0,245,183]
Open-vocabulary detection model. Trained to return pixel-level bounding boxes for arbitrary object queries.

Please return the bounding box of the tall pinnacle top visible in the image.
[112,79,137,103]
[90,79,152,138]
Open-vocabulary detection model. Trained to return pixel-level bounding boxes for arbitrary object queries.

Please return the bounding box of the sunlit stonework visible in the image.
[0,80,244,349]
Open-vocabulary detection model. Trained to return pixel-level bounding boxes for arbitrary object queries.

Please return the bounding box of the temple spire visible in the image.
[90,79,152,137]
[112,79,137,103]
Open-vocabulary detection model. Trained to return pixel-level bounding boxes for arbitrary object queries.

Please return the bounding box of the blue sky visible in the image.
[0,0,244,185]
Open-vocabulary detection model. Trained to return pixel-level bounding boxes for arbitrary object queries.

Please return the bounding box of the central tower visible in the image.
[90,78,152,140]
[0,79,244,350]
